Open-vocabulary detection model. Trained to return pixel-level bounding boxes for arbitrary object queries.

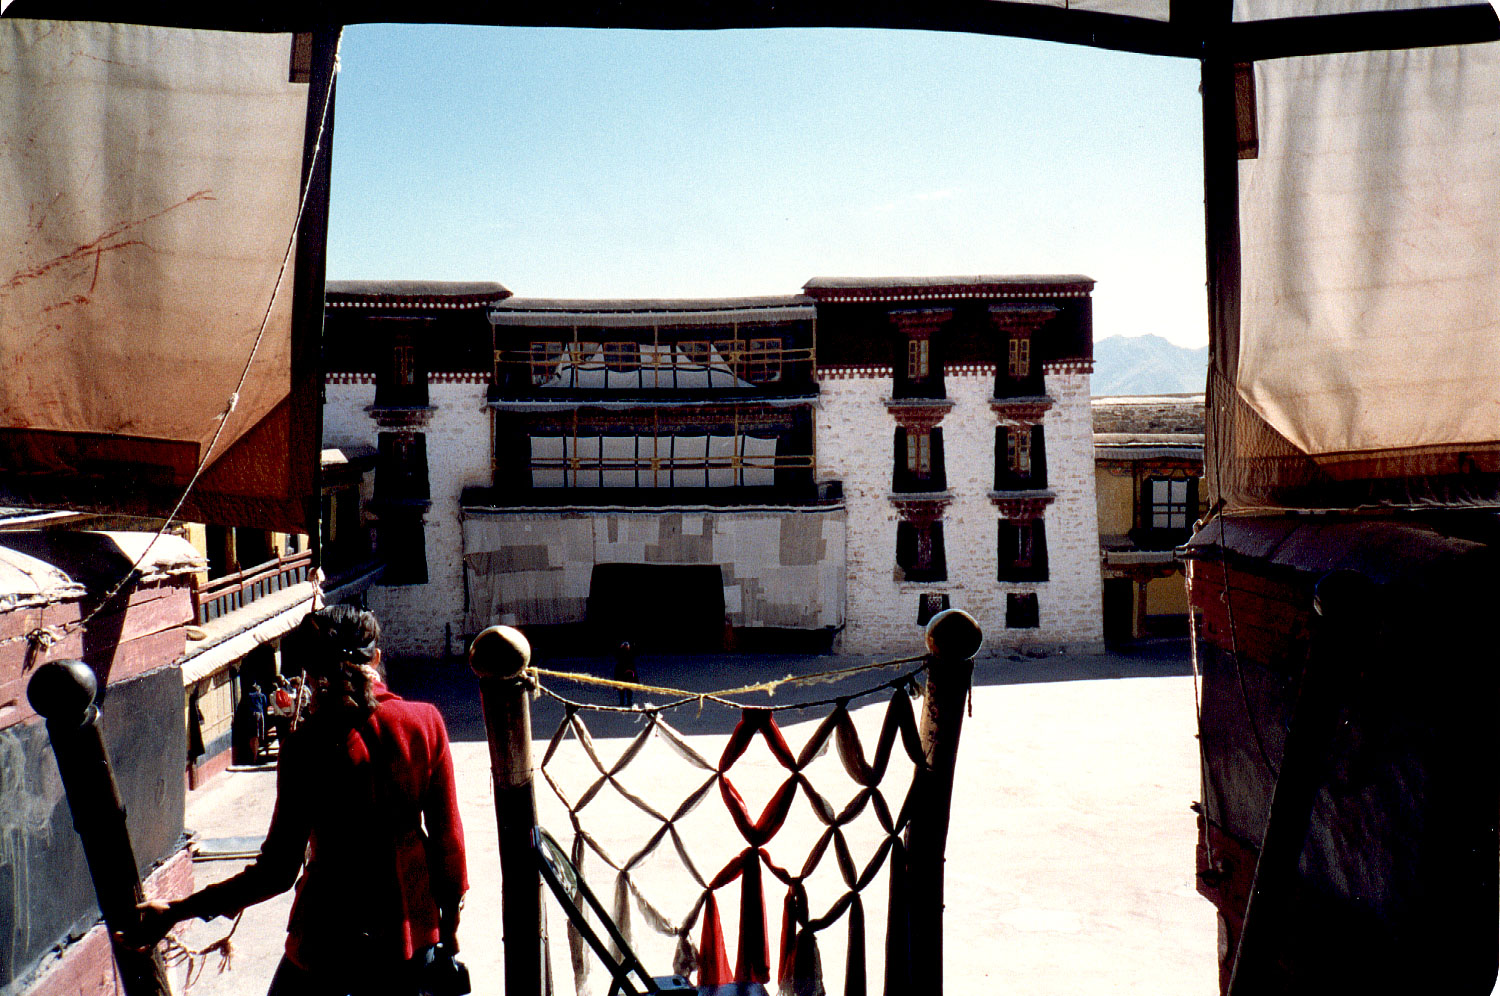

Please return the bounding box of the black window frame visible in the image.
[997,518,1049,582]
[1006,591,1040,629]
[995,424,1047,490]
[895,427,947,493]
[895,519,948,583]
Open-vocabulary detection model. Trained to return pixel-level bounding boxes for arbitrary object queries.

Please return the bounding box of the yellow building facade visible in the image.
[1093,394,1204,643]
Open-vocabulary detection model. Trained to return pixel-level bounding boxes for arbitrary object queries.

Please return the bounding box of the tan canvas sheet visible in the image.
[1218,40,1500,508]
[0,20,313,527]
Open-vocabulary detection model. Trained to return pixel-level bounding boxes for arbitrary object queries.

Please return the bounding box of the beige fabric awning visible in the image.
[0,20,324,530]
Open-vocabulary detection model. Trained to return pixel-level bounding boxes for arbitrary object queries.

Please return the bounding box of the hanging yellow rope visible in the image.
[529,653,926,709]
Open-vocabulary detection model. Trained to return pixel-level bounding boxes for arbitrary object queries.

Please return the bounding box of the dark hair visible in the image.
[295,605,382,717]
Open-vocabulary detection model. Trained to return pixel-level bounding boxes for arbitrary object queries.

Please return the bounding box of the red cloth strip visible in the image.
[735,848,770,983]
[720,774,799,848]
[697,892,733,987]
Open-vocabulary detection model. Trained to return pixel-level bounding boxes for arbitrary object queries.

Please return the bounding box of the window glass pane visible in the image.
[1008,336,1031,378]
[604,341,640,377]
[714,340,740,376]
[748,338,783,383]
[908,338,929,380]
[393,342,414,385]
[908,431,930,477]
[530,342,563,386]
[570,342,603,388]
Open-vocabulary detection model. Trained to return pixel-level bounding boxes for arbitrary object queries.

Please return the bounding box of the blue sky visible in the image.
[326,24,1208,346]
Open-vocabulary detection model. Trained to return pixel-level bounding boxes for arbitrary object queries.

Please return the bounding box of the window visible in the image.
[896,520,947,582]
[746,338,783,383]
[377,512,428,585]
[1007,335,1031,379]
[715,340,741,378]
[916,592,950,625]
[1007,426,1032,478]
[1148,477,1193,530]
[392,338,415,386]
[570,341,601,367]
[529,432,784,489]
[1006,592,1040,629]
[530,341,563,385]
[998,518,1049,582]
[377,432,429,500]
[376,331,428,407]
[908,338,930,380]
[995,425,1046,490]
[679,340,711,367]
[604,340,640,374]
[908,430,931,480]
[896,427,945,492]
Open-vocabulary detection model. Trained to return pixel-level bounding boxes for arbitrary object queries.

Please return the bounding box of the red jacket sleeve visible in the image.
[188,737,313,920]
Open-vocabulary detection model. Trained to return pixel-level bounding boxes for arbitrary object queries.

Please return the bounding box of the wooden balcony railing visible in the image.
[192,550,313,625]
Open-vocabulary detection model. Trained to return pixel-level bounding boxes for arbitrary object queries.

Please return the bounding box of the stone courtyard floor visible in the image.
[170,640,1218,995]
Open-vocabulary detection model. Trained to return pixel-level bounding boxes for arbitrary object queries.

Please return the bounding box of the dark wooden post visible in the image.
[26,660,171,996]
[471,625,544,996]
[904,608,982,996]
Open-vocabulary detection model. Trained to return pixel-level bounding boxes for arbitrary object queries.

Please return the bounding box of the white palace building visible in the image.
[321,275,1104,659]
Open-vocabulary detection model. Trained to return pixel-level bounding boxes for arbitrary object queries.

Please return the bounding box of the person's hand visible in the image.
[117,899,179,951]
[438,892,463,952]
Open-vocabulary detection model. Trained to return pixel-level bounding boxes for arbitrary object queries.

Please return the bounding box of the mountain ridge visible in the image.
[1091,334,1207,396]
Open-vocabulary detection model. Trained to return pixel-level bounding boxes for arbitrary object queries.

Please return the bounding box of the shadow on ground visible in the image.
[384,637,1193,743]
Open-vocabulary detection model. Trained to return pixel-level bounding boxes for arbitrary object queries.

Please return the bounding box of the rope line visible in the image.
[6,33,342,656]
[531,654,928,716]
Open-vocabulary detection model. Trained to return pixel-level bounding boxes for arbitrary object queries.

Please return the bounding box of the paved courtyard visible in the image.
[170,641,1217,995]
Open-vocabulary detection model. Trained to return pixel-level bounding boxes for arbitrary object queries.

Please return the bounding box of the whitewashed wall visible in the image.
[817,368,1103,657]
[323,379,491,657]
[462,509,848,633]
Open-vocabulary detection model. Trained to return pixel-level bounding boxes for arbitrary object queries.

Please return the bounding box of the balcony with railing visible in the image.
[191,549,313,625]
[494,337,817,403]
[490,296,819,405]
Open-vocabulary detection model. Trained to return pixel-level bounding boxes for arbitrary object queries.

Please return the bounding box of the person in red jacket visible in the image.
[133,605,468,995]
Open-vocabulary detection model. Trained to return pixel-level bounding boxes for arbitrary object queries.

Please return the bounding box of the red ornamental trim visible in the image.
[429,371,490,384]
[1043,359,1095,375]
[325,372,376,384]
[990,493,1056,518]
[884,401,952,431]
[327,299,491,310]
[890,495,952,523]
[990,397,1053,421]
[818,365,894,380]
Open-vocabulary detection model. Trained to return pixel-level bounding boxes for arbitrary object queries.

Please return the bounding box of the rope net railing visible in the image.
[530,656,934,996]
